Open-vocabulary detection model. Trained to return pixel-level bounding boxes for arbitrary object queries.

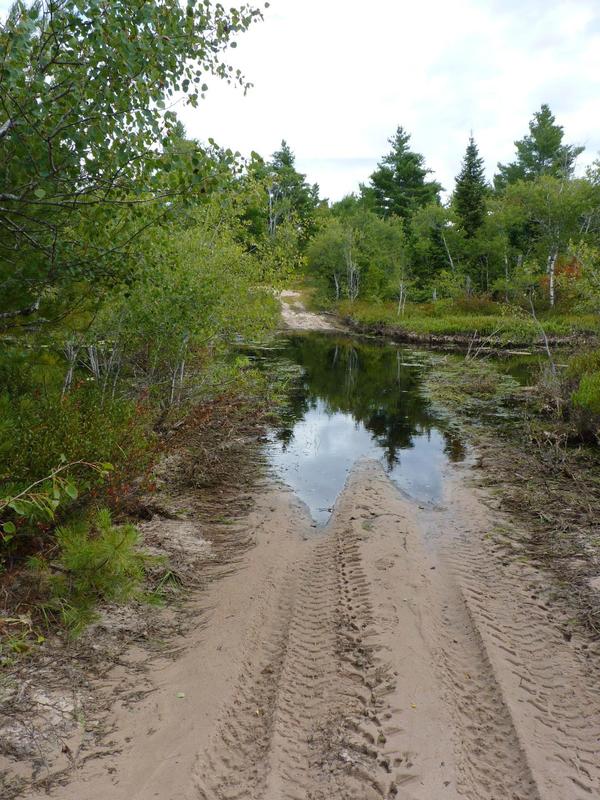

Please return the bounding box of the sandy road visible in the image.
[279,290,340,332]
[22,297,600,798]
[30,459,600,800]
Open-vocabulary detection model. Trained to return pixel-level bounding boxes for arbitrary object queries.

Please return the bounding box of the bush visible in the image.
[1,385,152,488]
[452,295,499,315]
[1,383,154,559]
[32,508,152,635]
[556,350,600,442]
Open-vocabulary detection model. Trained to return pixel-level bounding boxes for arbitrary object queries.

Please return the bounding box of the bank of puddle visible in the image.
[262,332,469,525]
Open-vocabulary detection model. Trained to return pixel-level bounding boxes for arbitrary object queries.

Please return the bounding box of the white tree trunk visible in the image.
[345,244,359,301]
[440,231,455,272]
[397,281,407,316]
[61,343,80,398]
[333,272,340,300]
[547,248,558,307]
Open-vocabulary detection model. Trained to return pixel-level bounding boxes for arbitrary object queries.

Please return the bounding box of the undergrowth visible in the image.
[337,299,600,344]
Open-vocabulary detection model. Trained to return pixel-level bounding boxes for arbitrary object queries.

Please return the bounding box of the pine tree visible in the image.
[364,127,442,221]
[453,136,487,238]
[494,104,584,190]
[268,140,319,238]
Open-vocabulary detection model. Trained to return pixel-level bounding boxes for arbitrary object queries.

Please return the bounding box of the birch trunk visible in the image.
[333,272,340,300]
[440,231,455,272]
[547,248,558,308]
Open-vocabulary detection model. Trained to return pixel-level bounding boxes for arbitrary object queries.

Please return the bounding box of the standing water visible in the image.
[266,332,466,524]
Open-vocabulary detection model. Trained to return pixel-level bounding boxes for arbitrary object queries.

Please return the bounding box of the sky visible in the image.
[2,0,599,200]
[176,0,600,200]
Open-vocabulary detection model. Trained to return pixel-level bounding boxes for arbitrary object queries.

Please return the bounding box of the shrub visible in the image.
[32,508,152,635]
[1,383,154,559]
[2,385,152,487]
[557,350,600,442]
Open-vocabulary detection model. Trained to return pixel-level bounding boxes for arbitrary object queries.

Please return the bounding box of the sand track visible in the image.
[279,291,340,332]
[23,462,600,800]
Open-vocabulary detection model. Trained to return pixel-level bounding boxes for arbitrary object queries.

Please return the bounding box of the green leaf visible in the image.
[64,483,78,500]
[34,188,46,199]
[9,500,31,517]
[2,521,16,535]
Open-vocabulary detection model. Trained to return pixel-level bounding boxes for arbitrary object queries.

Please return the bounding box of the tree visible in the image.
[410,203,465,289]
[494,104,584,190]
[240,141,319,252]
[307,207,406,302]
[363,127,442,221]
[502,176,595,306]
[0,0,261,324]
[267,141,319,240]
[306,218,350,300]
[453,136,488,238]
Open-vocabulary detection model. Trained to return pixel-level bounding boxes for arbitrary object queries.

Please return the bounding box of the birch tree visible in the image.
[0,0,262,325]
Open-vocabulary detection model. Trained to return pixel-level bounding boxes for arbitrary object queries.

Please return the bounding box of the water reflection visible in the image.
[267,334,465,525]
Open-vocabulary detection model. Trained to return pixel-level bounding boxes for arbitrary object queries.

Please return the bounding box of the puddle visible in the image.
[266,333,467,525]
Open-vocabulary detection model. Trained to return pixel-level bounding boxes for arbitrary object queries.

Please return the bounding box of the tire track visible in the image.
[194,522,402,799]
[443,531,600,799]
[195,463,600,800]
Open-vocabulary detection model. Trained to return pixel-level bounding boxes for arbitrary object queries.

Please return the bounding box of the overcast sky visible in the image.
[177,0,600,200]
[3,0,599,200]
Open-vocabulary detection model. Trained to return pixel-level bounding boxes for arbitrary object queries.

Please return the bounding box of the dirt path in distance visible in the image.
[22,458,600,800]
[279,290,341,332]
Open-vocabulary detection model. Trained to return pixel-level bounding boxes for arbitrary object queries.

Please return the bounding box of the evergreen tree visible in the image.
[268,140,319,239]
[364,127,442,221]
[494,104,584,190]
[453,136,488,238]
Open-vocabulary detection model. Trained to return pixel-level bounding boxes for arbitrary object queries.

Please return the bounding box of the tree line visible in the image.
[305,104,600,313]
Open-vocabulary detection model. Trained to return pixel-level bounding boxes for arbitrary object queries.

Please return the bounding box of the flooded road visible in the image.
[267,334,465,522]
[31,305,600,800]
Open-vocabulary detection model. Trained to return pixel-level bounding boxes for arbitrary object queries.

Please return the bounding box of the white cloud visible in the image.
[176,0,600,199]
[3,0,598,199]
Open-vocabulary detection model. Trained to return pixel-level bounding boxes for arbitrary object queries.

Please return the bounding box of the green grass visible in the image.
[337,299,600,345]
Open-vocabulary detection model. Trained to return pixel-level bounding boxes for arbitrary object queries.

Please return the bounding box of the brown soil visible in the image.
[5,458,600,799]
